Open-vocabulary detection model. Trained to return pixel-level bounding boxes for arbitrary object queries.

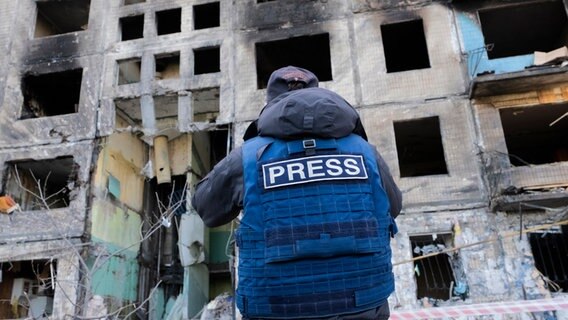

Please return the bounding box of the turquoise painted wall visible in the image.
[209,230,231,264]
[456,12,534,77]
[89,199,143,301]
[87,243,140,301]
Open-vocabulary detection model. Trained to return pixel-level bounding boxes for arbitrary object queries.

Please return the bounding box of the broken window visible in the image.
[120,14,144,41]
[255,33,332,89]
[155,52,180,80]
[194,47,220,75]
[479,1,568,60]
[529,225,568,292]
[381,19,430,73]
[115,98,142,125]
[2,157,78,211]
[192,87,220,122]
[0,260,56,319]
[499,103,568,166]
[156,8,182,36]
[34,0,90,38]
[138,175,194,310]
[117,58,141,85]
[411,234,464,301]
[123,0,145,5]
[21,69,83,119]
[394,116,448,177]
[193,2,220,30]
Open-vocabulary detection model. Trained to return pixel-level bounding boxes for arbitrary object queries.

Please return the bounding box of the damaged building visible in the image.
[0,0,567,318]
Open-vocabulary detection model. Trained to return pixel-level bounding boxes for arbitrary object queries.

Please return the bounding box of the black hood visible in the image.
[257,87,365,140]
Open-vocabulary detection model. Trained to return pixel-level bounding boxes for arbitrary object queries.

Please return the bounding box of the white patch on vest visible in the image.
[262,155,368,189]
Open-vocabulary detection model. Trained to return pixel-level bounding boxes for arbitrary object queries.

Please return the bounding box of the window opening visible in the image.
[394,116,448,177]
[34,0,90,38]
[2,157,78,211]
[0,260,57,318]
[154,95,178,120]
[117,58,141,85]
[499,103,568,166]
[479,1,568,59]
[194,2,220,30]
[156,175,186,268]
[123,0,145,5]
[258,0,277,3]
[114,98,142,125]
[120,15,144,41]
[137,175,187,313]
[255,33,332,89]
[381,19,430,73]
[411,234,460,301]
[21,69,82,119]
[155,52,180,80]
[529,225,568,292]
[194,47,220,75]
[192,87,220,122]
[156,8,182,36]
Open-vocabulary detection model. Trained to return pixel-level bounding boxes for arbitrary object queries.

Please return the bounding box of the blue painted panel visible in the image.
[457,13,534,77]
[108,174,121,199]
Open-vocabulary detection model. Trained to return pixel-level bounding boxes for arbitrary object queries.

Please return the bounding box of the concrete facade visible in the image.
[0,0,567,319]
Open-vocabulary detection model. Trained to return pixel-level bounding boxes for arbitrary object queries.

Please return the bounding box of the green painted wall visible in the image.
[209,230,231,264]
[88,200,143,301]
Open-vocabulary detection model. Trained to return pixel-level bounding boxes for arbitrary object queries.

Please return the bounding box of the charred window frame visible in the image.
[155,52,180,80]
[117,58,142,85]
[381,19,430,73]
[194,47,220,75]
[499,103,568,166]
[21,69,83,119]
[120,14,144,41]
[114,98,142,126]
[0,260,57,318]
[529,225,568,292]
[255,33,333,89]
[34,0,90,38]
[394,116,448,177]
[2,157,78,211]
[478,1,568,60]
[193,2,220,30]
[411,234,467,301]
[156,8,182,36]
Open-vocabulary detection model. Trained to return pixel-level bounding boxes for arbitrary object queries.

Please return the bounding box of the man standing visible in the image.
[192,66,401,319]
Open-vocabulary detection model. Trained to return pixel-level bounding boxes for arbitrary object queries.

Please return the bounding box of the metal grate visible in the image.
[411,234,456,300]
[529,226,568,292]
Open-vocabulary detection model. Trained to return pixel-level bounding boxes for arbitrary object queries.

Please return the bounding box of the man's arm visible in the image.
[374,149,402,218]
[191,148,244,227]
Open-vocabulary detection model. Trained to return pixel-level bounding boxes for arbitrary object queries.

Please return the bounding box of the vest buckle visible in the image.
[302,139,316,149]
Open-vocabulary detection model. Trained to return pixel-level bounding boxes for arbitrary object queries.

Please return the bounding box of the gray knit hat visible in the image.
[265,66,319,103]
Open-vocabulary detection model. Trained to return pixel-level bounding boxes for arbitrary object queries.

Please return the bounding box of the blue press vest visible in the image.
[236,134,397,319]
